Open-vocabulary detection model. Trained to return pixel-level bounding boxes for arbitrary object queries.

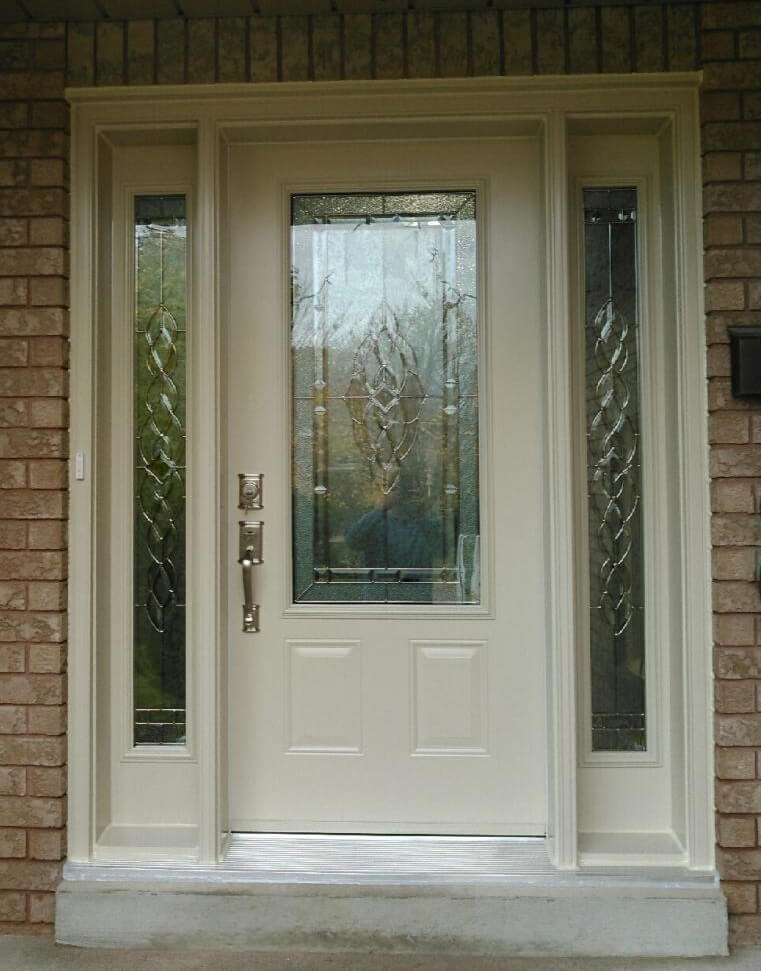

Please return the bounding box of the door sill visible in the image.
[66,833,715,890]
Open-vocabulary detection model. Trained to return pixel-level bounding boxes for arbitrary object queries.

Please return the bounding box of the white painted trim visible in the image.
[544,110,577,870]
[195,117,223,863]
[672,93,715,871]
[67,76,710,879]
[67,103,97,863]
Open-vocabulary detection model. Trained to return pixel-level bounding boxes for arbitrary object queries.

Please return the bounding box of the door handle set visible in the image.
[238,474,263,633]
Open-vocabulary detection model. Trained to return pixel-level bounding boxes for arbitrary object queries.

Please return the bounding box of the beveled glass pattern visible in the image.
[134,195,187,745]
[584,188,645,752]
[291,191,480,604]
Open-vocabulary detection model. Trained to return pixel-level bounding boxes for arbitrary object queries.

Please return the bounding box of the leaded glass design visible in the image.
[134,195,187,745]
[291,191,480,605]
[584,188,645,752]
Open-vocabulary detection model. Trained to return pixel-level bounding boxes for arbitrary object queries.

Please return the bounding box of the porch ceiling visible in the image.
[2,0,700,23]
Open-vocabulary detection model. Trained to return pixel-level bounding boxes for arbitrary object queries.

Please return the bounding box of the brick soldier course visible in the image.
[0,0,759,945]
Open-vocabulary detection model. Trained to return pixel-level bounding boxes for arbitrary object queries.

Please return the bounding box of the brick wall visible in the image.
[0,22,68,932]
[0,0,759,942]
[703,1,761,945]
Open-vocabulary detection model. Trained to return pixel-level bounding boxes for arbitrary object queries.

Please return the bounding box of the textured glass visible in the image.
[584,188,645,752]
[291,192,479,604]
[134,195,187,745]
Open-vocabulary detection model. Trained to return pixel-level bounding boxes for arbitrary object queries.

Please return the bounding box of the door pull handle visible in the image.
[238,520,263,633]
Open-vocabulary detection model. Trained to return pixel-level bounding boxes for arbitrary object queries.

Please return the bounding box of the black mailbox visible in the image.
[729,326,761,398]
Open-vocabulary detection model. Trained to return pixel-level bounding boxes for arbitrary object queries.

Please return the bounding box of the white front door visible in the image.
[226,135,547,835]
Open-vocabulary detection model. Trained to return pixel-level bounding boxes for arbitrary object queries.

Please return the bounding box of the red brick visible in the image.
[0,767,25,795]
[27,766,65,798]
[718,783,761,814]
[33,38,65,70]
[705,247,761,279]
[28,890,55,923]
[0,340,28,368]
[706,281,746,312]
[0,218,26,246]
[0,161,27,188]
[0,830,25,859]
[28,159,65,188]
[28,277,67,306]
[0,308,67,337]
[717,747,756,779]
[704,152,743,182]
[27,522,66,550]
[0,737,65,768]
[29,102,68,131]
[713,548,757,581]
[0,369,65,397]
[28,217,66,247]
[0,462,26,489]
[702,4,761,29]
[26,583,65,613]
[0,248,64,276]
[703,60,761,89]
[730,914,761,944]
[701,31,737,62]
[0,490,66,519]
[0,104,27,129]
[28,460,65,490]
[713,481,757,513]
[0,582,25,610]
[0,646,25,673]
[0,675,63,706]
[703,123,761,153]
[0,400,27,428]
[27,643,64,672]
[26,826,63,864]
[717,648,761,679]
[716,614,756,645]
[0,859,62,891]
[706,214,744,245]
[714,580,761,613]
[723,880,758,914]
[719,715,761,746]
[27,705,65,735]
[704,182,761,213]
[719,815,757,847]
[0,524,25,551]
[0,890,25,921]
[27,337,66,368]
[29,398,67,428]
[0,552,65,581]
[717,679,757,712]
[711,449,761,479]
[1,418,66,448]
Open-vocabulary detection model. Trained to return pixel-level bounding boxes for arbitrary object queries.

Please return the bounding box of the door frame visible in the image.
[67,75,710,872]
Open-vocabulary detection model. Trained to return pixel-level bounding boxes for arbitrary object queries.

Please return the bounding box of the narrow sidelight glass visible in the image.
[583,188,645,752]
[291,191,480,605]
[133,195,187,744]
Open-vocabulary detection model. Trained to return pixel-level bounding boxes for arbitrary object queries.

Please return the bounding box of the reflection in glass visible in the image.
[133,195,187,744]
[584,188,645,752]
[291,192,480,604]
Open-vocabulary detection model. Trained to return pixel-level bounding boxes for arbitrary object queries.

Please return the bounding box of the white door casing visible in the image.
[65,78,711,873]
[226,137,547,834]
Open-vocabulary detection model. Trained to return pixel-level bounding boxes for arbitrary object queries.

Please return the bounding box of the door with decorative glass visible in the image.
[226,137,547,834]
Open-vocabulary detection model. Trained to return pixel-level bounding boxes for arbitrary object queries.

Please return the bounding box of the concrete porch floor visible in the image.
[1,938,760,971]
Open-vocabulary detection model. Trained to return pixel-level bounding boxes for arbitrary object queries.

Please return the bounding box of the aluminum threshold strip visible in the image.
[64,835,718,890]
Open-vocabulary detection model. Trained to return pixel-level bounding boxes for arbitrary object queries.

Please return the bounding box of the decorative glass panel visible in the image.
[584,188,645,752]
[134,195,187,745]
[291,191,480,605]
